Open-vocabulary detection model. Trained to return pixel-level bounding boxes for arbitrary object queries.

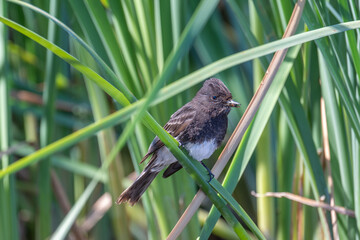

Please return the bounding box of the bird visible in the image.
[116,78,240,205]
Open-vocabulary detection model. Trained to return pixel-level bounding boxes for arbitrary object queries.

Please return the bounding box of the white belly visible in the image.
[149,139,218,172]
[184,139,217,161]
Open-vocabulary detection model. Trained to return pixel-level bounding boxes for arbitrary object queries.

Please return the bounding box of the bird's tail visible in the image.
[116,169,159,205]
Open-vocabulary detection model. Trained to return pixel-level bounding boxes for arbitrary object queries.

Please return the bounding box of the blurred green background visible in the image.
[0,0,359,239]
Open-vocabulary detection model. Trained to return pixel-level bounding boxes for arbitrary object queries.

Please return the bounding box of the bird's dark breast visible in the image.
[179,112,228,146]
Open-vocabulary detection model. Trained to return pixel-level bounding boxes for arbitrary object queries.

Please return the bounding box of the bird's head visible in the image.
[195,78,240,114]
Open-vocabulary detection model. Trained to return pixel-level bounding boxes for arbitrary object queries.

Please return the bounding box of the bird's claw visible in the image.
[201,161,214,183]
[208,171,214,182]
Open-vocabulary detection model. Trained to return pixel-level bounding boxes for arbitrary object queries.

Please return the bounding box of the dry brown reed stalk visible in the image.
[81,193,112,231]
[251,191,355,217]
[321,98,339,239]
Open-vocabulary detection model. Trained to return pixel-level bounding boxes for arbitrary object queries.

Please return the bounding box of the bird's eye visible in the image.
[212,96,217,100]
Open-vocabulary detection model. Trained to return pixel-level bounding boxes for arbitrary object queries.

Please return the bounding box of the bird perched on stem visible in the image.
[116,78,240,205]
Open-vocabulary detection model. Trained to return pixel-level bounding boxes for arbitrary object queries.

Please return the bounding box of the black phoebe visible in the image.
[116,78,240,205]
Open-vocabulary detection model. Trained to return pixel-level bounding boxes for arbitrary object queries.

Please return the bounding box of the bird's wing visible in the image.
[162,162,183,178]
[140,104,196,163]
[164,104,196,137]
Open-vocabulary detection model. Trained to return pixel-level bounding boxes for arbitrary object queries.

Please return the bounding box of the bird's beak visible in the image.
[227,99,240,108]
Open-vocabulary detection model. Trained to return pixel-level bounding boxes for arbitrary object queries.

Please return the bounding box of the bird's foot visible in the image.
[201,161,214,182]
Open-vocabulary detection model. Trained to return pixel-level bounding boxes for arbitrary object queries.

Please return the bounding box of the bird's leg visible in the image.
[201,161,214,182]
